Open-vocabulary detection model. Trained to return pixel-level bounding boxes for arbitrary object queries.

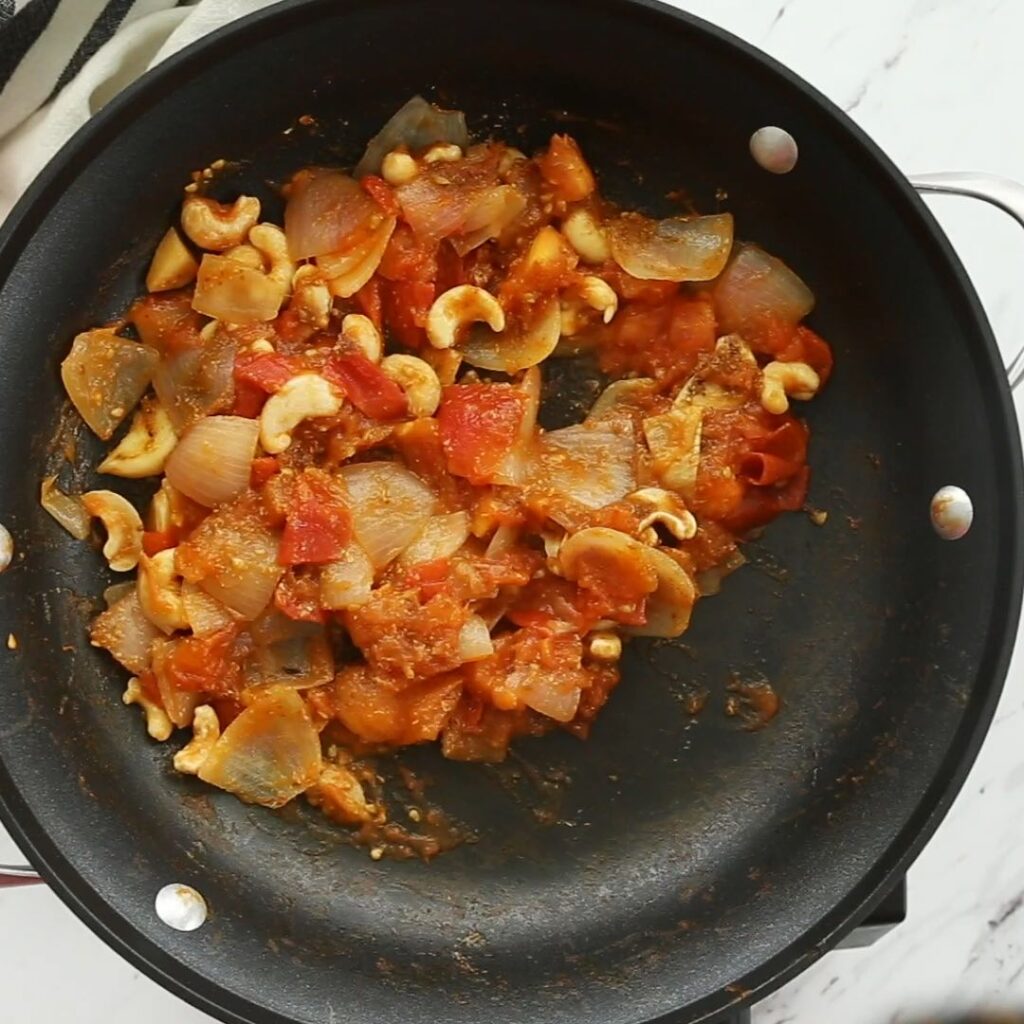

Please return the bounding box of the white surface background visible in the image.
[3,1,1024,1022]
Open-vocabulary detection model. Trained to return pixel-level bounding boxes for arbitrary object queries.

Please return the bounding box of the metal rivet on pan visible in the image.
[749,126,799,174]
[930,485,973,540]
[0,524,12,573]
[155,883,207,931]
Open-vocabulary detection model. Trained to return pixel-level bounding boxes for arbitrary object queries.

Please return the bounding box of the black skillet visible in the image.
[1,1,1022,1022]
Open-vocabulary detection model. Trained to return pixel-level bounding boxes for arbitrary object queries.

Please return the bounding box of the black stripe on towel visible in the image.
[50,0,137,97]
[0,0,61,92]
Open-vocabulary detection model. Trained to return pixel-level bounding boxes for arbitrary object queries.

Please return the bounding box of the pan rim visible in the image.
[0,1,1020,1021]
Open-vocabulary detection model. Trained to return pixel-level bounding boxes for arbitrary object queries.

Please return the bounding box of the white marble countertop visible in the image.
[3,0,1024,1021]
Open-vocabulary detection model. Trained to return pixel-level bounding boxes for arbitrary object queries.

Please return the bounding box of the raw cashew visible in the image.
[381,149,419,185]
[146,227,197,292]
[341,313,383,362]
[380,354,441,417]
[426,285,505,350]
[123,678,173,741]
[137,548,189,633]
[223,244,264,270]
[259,374,342,454]
[181,194,260,251]
[628,487,697,543]
[249,223,295,293]
[98,397,177,478]
[760,360,820,415]
[586,631,622,661]
[290,265,331,328]
[173,705,221,774]
[561,208,610,264]
[147,480,191,533]
[422,142,463,164]
[577,275,618,323]
[81,490,144,572]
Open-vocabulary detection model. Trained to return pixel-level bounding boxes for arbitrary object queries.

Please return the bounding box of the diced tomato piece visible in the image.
[379,224,438,282]
[721,465,810,534]
[323,351,409,420]
[391,417,474,510]
[598,264,678,304]
[438,382,526,485]
[598,294,714,383]
[142,528,178,557]
[354,278,383,328]
[361,174,400,216]
[278,469,352,566]
[211,696,245,729]
[537,134,596,203]
[381,278,436,348]
[508,575,587,631]
[234,351,302,393]
[274,569,325,623]
[250,456,280,487]
[404,557,452,601]
[233,379,266,418]
[576,588,647,628]
[274,307,318,345]
[129,291,203,352]
[343,585,468,681]
[777,325,834,384]
[138,670,164,706]
[162,625,245,695]
[564,662,621,739]
[435,240,466,291]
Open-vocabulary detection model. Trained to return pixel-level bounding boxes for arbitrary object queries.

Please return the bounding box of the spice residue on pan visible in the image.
[724,677,780,730]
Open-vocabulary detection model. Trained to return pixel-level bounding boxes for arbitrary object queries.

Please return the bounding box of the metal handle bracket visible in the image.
[910,171,1024,390]
[0,863,42,886]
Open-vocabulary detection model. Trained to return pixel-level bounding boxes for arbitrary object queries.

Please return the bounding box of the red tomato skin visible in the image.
[323,352,409,420]
[437,383,526,485]
[278,472,352,566]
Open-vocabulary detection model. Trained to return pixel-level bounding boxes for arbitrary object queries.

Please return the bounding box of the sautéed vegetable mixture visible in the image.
[48,97,832,835]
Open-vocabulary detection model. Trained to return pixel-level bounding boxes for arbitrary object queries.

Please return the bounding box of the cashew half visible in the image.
[249,223,295,293]
[146,227,198,292]
[223,244,264,270]
[289,265,331,328]
[173,705,221,774]
[181,195,261,251]
[426,285,505,350]
[760,360,820,415]
[628,487,698,543]
[147,480,191,533]
[81,490,144,572]
[381,149,419,186]
[259,373,342,454]
[137,548,189,633]
[380,355,441,417]
[561,208,610,264]
[422,142,463,164]
[586,631,622,662]
[577,275,618,323]
[341,313,383,362]
[98,397,177,478]
[123,678,173,741]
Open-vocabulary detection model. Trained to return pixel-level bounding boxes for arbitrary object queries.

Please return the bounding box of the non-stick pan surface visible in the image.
[0,2,1021,1023]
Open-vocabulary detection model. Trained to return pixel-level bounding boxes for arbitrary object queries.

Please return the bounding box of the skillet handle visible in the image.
[910,172,1024,390]
[0,864,42,887]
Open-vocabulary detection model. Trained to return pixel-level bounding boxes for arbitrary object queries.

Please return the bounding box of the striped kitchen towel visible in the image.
[0,0,184,139]
[0,0,278,222]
